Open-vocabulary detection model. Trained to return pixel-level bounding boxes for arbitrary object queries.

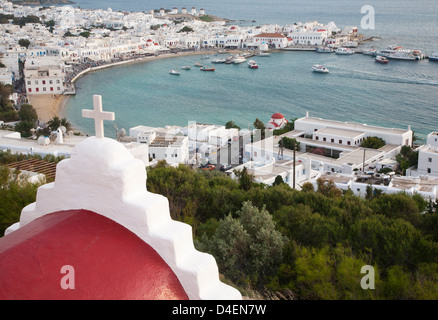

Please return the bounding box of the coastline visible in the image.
[31,49,228,126]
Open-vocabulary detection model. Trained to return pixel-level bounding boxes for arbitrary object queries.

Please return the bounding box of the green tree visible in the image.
[0,81,14,112]
[79,31,91,38]
[0,167,40,235]
[279,136,300,151]
[273,175,285,186]
[316,178,342,198]
[361,136,386,149]
[197,201,285,285]
[18,38,30,48]
[178,26,194,33]
[18,104,38,122]
[396,145,418,175]
[225,120,240,130]
[233,166,254,191]
[14,120,34,137]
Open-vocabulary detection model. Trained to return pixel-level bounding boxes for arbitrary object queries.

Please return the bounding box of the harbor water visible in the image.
[64,0,438,141]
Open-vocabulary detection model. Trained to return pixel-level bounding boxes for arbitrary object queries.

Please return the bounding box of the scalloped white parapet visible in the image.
[5,137,242,300]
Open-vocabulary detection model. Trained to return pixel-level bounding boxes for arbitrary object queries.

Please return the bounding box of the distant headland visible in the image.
[8,0,75,6]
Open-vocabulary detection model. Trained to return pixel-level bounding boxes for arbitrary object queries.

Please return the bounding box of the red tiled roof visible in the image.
[271,113,285,119]
[254,33,286,38]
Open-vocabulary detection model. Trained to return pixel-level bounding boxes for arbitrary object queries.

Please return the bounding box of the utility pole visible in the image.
[293,143,296,189]
[362,148,366,172]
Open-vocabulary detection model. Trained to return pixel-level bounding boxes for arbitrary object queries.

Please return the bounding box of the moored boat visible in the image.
[200,66,215,71]
[181,66,191,70]
[386,52,420,60]
[194,62,203,67]
[316,47,334,53]
[312,64,329,73]
[233,56,247,64]
[257,51,271,57]
[375,55,389,64]
[363,49,377,56]
[211,58,227,64]
[248,60,258,69]
[169,69,180,75]
[336,47,354,55]
[429,53,438,61]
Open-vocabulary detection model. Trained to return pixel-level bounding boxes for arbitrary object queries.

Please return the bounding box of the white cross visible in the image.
[82,95,115,138]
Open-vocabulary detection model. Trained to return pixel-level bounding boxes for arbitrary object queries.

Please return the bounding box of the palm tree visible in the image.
[47,116,73,132]
[47,116,61,132]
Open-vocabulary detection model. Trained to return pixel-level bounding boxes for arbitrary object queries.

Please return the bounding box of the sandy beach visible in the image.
[27,49,235,123]
[27,94,68,123]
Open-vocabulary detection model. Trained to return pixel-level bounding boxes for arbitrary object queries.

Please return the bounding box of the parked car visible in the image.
[220,164,232,171]
[201,164,215,171]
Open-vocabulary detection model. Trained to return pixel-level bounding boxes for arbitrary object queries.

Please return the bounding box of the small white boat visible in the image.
[316,47,334,53]
[211,58,227,64]
[194,62,203,67]
[312,65,329,73]
[375,55,389,64]
[362,49,377,56]
[336,47,354,55]
[200,66,215,71]
[169,69,180,75]
[248,60,258,69]
[201,55,210,60]
[233,56,247,64]
[429,53,438,61]
[181,66,191,70]
[257,51,271,57]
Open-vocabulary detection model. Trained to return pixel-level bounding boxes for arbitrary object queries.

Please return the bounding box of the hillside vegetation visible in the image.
[1,158,437,299]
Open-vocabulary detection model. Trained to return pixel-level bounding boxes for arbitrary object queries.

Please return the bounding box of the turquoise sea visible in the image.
[64,0,438,141]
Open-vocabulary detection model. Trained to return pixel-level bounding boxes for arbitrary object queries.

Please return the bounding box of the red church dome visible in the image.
[0,210,188,300]
[271,113,285,119]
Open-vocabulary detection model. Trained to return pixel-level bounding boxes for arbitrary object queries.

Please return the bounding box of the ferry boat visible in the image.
[312,65,329,73]
[248,60,258,69]
[169,70,180,75]
[429,53,438,61]
[376,46,424,60]
[375,56,389,64]
[336,48,354,55]
[316,47,334,53]
[200,66,215,71]
[386,52,420,61]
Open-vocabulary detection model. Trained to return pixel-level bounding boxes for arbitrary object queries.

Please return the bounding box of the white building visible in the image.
[295,113,412,147]
[24,57,65,95]
[129,126,189,165]
[414,132,438,177]
[252,33,288,49]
